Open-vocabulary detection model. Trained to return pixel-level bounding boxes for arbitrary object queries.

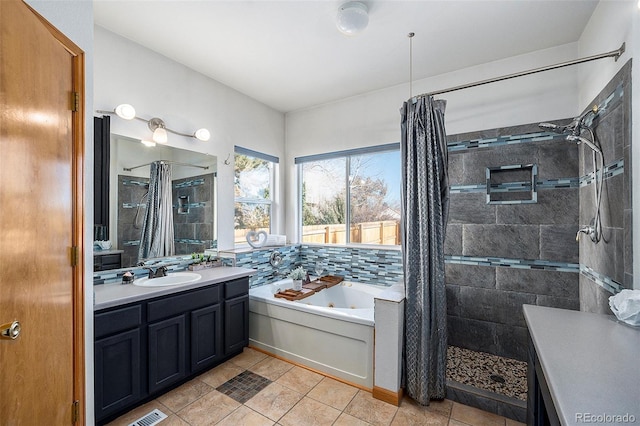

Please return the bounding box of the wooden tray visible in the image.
[317,275,344,288]
[274,288,315,301]
[302,280,327,291]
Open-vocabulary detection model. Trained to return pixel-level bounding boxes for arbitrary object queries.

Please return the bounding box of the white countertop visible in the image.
[523,305,640,425]
[94,266,255,311]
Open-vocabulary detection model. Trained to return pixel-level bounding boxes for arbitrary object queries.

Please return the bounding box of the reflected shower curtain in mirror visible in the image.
[400,95,449,404]
[138,161,175,260]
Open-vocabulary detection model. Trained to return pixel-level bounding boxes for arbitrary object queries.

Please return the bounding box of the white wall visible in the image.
[285,43,582,241]
[577,0,638,289]
[94,26,286,251]
[24,0,95,422]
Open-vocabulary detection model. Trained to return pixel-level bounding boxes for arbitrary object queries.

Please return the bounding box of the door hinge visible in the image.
[70,246,79,267]
[72,400,79,423]
[71,91,79,112]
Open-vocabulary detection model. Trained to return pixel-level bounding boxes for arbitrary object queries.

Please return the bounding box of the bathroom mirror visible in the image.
[107,134,217,267]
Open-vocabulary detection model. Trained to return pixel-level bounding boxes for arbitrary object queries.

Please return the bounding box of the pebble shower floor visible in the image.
[446,346,527,401]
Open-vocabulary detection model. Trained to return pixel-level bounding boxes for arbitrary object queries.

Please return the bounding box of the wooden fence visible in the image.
[235,221,400,246]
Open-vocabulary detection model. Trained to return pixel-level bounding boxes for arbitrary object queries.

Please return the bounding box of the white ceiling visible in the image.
[94,0,599,113]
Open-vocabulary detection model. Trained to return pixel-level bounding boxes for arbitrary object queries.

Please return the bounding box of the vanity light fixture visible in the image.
[96,103,211,143]
[336,1,369,36]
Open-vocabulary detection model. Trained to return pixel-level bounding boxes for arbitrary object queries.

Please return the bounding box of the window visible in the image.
[298,144,401,246]
[234,147,278,245]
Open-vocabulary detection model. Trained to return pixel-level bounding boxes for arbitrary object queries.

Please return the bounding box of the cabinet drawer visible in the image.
[95,305,142,339]
[99,254,121,265]
[225,278,249,299]
[148,286,220,322]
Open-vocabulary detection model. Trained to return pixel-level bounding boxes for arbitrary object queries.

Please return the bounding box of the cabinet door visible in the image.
[224,295,249,355]
[191,304,222,372]
[148,315,186,394]
[95,329,141,421]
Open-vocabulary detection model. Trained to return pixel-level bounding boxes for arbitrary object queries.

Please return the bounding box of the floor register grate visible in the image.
[128,409,167,426]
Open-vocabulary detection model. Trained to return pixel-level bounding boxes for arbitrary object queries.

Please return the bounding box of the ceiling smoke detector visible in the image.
[336,2,369,36]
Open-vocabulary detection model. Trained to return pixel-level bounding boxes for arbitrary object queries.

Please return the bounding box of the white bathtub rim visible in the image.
[249,279,385,326]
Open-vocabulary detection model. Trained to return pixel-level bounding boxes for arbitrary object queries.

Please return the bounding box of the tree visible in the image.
[350,176,397,223]
[234,153,271,230]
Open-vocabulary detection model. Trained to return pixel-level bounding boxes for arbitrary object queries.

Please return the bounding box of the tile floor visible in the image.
[106,347,525,426]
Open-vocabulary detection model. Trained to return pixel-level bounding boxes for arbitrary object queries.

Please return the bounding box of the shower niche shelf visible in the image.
[486,163,538,205]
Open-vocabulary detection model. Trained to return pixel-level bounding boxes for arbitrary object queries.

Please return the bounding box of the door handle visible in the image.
[1,321,21,340]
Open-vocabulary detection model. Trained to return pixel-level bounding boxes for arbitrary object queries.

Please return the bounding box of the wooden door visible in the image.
[0,1,85,424]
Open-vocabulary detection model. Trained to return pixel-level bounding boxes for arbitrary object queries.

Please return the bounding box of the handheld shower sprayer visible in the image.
[539,105,603,244]
[566,135,601,154]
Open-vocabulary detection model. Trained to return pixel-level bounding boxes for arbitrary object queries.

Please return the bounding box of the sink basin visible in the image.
[133,272,202,287]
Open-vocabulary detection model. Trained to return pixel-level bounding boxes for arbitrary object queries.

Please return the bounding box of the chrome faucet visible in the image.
[576,225,596,242]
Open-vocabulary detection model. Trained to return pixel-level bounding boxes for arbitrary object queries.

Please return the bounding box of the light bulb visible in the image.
[114,104,136,120]
[194,128,211,141]
[152,127,168,144]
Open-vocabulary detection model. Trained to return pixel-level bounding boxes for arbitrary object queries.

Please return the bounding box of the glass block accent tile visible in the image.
[446,255,579,273]
[216,370,271,404]
[300,244,403,286]
[174,238,207,245]
[580,265,624,294]
[450,158,623,195]
[583,82,624,127]
[233,245,301,287]
[447,132,563,152]
[174,178,205,188]
[579,159,624,187]
[122,178,149,187]
[93,256,192,285]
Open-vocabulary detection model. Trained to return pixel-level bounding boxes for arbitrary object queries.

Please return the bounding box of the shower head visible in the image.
[566,135,601,154]
[539,106,599,136]
[539,122,576,134]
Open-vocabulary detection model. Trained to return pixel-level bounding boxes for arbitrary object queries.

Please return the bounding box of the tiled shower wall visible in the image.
[172,173,216,255]
[444,60,632,361]
[117,172,216,267]
[579,60,633,312]
[445,123,581,361]
[117,175,149,267]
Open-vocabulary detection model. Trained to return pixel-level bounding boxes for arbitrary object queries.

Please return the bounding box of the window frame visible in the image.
[296,143,401,246]
[234,146,278,246]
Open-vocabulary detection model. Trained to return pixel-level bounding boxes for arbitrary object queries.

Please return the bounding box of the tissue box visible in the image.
[609,290,640,326]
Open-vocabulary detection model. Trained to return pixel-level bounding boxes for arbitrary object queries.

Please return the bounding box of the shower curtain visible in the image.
[400,95,449,404]
[138,161,175,260]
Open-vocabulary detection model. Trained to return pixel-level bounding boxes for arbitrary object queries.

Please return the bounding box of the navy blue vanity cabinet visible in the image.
[224,278,250,354]
[95,276,250,425]
[191,304,223,372]
[147,315,187,394]
[94,305,142,422]
[146,284,220,393]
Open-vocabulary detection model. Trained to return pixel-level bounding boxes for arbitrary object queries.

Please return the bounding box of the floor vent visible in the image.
[128,409,168,426]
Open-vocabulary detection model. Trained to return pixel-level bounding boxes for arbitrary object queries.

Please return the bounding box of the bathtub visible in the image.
[249,279,388,388]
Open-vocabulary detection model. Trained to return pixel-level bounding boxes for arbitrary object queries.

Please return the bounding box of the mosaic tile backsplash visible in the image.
[220,244,404,288]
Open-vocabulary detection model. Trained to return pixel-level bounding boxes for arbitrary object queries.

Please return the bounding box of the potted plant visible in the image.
[288,266,306,291]
[188,252,206,271]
